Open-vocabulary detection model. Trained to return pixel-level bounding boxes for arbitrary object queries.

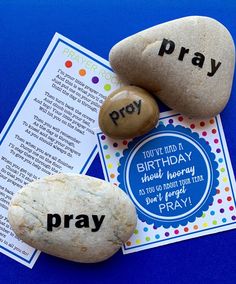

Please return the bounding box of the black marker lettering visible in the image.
[207,59,221,77]
[192,52,205,68]
[91,215,105,232]
[47,214,61,231]
[178,47,189,61]
[109,111,119,125]
[158,38,175,56]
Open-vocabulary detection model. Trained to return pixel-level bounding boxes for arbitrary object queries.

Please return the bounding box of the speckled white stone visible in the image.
[8,173,137,263]
[109,16,235,118]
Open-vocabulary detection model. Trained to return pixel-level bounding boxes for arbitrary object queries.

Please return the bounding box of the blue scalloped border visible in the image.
[118,124,219,228]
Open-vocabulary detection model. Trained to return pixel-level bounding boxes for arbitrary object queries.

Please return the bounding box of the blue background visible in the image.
[0,0,236,283]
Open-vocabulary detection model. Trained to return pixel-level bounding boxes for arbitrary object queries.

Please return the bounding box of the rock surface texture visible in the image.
[8,173,137,263]
[109,16,235,118]
[99,86,159,139]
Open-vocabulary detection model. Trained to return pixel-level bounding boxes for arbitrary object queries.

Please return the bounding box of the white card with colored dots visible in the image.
[97,111,236,253]
[0,33,122,267]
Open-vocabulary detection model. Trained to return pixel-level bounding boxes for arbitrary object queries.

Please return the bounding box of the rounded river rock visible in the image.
[8,173,137,263]
[109,16,235,118]
[99,86,159,139]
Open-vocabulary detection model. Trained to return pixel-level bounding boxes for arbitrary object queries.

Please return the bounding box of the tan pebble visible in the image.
[99,86,159,139]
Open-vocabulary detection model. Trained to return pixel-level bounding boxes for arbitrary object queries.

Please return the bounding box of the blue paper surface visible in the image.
[0,0,236,283]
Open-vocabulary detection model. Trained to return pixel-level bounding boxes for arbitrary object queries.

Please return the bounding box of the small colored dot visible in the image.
[229,206,234,211]
[220,208,224,213]
[146,237,150,242]
[155,234,160,239]
[104,84,111,91]
[190,124,195,129]
[178,116,183,122]
[210,119,215,124]
[65,60,72,68]
[79,69,86,76]
[92,76,99,84]
[193,225,198,230]
[223,177,228,183]
[101,135,106,140]
[202,131,207,136]
[113,183,117,186]
[214,139,219,144]
[143,227,148,232]
[105,154,110,159]
[110,173,115,179]
[153,226,157,230]
[232,216,236,221]
[126,241,131,246]
[218,199,222,204]
[216,148,221,153]
[103,145,108,150]
[115,152,120,157]
[222,218,227,223]
[169,119,173,124]
[174,230,179,235]
[159,121,164,125]
[108,163,113,169]
[134,229,138,235]
[218,158,223,163]
[165,232,170,237]
[220,168,225,172]
[203,222,208,228]
[113,143,118,148]
[200,121,205,127]
[184,227,189,233]
[123,140,128,145]
[210,210,215,216]
[136,239,141,244]
[227,196,232,202]
[212,129,217,134]
[225,187,229,192]
[212,220,217,225]
[202,213,206,218]
[216,189,220,194]
[117,162,120,166]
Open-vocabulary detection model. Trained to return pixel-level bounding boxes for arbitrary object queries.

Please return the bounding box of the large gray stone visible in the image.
[109,16,235,118]
[8,173,137,263]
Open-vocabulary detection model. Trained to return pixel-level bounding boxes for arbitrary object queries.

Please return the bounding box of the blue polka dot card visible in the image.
[97,111,236,253]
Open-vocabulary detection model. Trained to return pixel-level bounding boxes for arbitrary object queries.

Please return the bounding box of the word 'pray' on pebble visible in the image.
[47,214,105,232]
[99,86,159,139]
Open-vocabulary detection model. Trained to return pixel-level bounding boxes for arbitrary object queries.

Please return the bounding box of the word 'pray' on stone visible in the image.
[109,16,235,118]
[8,173,137,263]
[47,214,105,232]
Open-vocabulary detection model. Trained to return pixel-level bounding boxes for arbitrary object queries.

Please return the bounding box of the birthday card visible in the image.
[97,111,236,253]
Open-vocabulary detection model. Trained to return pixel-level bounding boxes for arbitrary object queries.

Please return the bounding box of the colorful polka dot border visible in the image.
[99,113,236,249]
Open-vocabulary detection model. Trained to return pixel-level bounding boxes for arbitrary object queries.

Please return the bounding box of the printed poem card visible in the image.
[0,33,120,267]
[97,111,236,253]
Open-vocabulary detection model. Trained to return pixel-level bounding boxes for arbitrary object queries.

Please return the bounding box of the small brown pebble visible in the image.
[99,86,159,139]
